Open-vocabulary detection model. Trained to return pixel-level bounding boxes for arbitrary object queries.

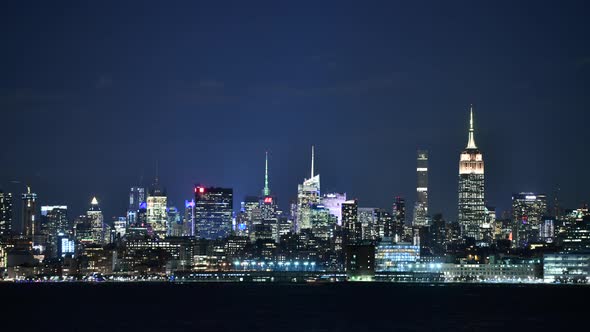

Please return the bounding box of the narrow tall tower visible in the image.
[263,151,270,197]
[458,105,486,242]
[311,145,315,178]
[413,150,429,226]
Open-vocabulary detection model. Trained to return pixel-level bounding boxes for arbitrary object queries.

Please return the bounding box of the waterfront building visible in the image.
[544,253,590,283]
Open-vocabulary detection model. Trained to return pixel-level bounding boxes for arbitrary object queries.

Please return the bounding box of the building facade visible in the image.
[413,150,429,226]
[194,186,233,240]
[512,193,547,248]
[458,106,486,242]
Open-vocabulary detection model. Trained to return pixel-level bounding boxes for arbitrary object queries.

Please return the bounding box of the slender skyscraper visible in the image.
[87,197,104,244]
[0,191,13,237]
[127,186,145,225]
[413,150,429,226]
[458,106,486,241]
[295,146,321,232]
[22,186,37,239]
[342,200,361,244]
[263,151,270,197]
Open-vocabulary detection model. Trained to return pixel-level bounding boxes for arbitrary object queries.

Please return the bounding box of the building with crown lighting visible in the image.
[87,197,104,245]
[147,178,168,238]
[295,146,320,232]
[413,150,429,227]
[458,106,486,242]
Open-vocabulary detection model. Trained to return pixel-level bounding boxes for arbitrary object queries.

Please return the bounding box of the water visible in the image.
[2,282,587,331]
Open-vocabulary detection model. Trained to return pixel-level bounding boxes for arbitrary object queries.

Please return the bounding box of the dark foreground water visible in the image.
[2,282,588,331]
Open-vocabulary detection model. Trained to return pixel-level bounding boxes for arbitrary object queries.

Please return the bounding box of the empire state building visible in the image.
[458,106,486,241]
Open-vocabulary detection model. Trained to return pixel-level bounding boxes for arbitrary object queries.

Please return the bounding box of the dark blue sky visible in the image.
[1,1,589,224]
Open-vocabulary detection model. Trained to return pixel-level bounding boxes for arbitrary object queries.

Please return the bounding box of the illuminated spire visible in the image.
[263,151,270,196]
[466,105,477,149]
[91,197,98,205]
[311,145,315,178]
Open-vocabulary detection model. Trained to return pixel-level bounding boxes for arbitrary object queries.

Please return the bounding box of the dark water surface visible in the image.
[2,282,587,331]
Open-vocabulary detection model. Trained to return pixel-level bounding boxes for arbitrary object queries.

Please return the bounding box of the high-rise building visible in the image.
[87,197,104,245]
[40,206,68,258]
[184,199,195,237]
[358,207,378,241]
[413,150,429,226]
[322,193,347,226]
[194,185,233,240]
[295,146,321,232]
[0,191,13,237]
[458,106,486,242]
[22,186,37,239]
[392,197,406,242]
[342,200,361,244]
[127,186,145,225]
[146,178,167,237]
[512,193,548,248]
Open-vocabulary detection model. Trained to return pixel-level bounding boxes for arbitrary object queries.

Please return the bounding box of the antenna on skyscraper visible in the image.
[311,145,315,178]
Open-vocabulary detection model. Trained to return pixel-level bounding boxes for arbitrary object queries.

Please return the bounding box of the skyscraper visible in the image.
[342,200,361,244]
[0,191,13,237]
[322,193,347,226]
[392,197,406,242]
[147,177,167,237]
[127,186,145,225]
[512,193,548,248]
[40,205,68,257]
[413,150,429,226]
[87,197,104,244]
[295,146,320,232]
[22,186,37,239]
[458,106,486,241]
[194,185,233,240]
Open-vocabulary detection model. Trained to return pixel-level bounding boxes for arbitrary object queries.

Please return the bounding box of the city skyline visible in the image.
[0,107,583,227]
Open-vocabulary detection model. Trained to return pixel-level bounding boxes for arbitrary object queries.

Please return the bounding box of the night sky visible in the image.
[1,1,589,227]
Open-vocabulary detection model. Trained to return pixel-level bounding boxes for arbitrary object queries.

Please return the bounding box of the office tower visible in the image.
[342,200,361,244]
[358,207,377,240]
[127,186,145,225]
[194,185,233,240]
[540,218,555,243]
[0,191,13,237]
[87,197,104,244]
[22,186,37,239]
[184,200,195,236]
[310,204,334,241]
[512,193,548,248]
[296,146,321,232]
[146,177,167,237]
[113,217,127,239]
[375,208,394,239]
[40,206,68,258]
[322,193,347,226]
[458,106,486,241]
[430,214,447,255]
[413,150,429,226]
[392,197,406,241]
[167,207,182,237]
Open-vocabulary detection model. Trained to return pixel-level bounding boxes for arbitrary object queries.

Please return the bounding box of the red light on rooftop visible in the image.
[198,187,205,193]
[264,197,272,204]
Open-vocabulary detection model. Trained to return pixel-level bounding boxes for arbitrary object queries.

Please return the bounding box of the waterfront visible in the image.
[2,282,587,331]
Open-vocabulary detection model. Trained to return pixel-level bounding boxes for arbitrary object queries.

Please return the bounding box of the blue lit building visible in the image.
[194,185,233,240]
[375,238,420,272]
